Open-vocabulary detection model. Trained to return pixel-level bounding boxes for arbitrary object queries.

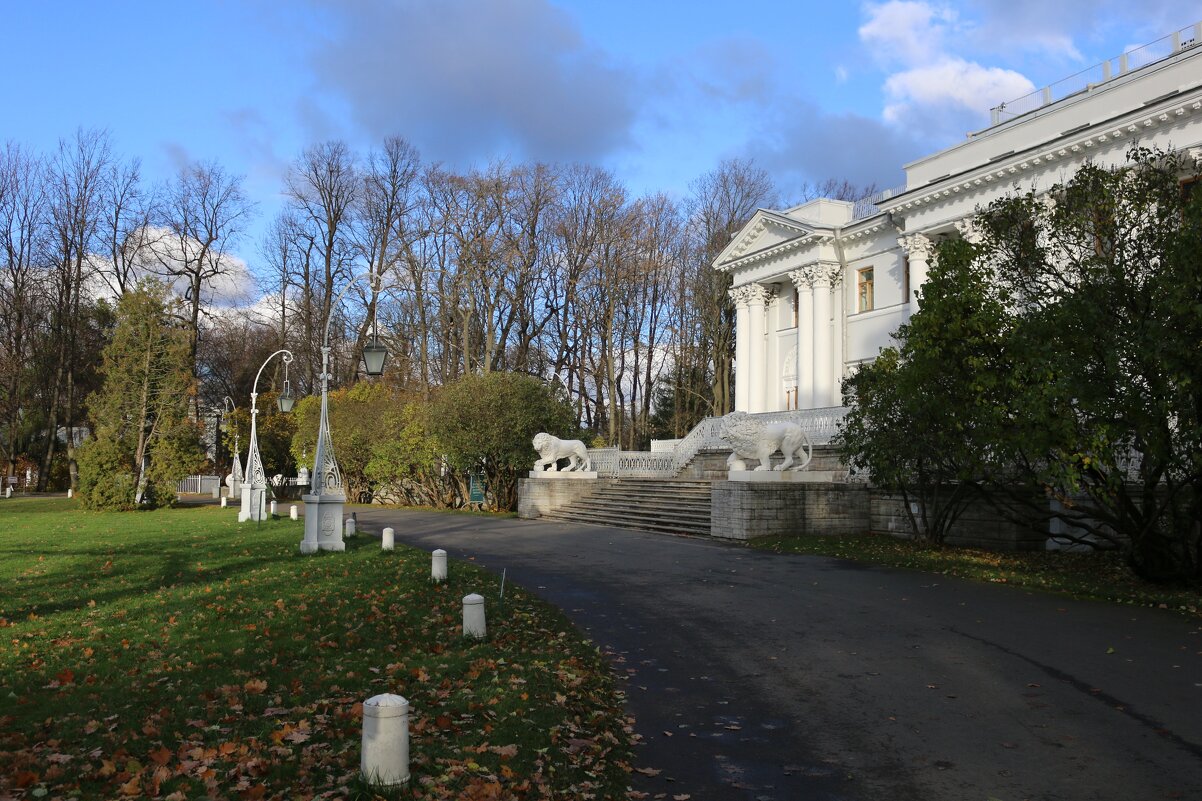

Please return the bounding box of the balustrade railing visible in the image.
[989,22,1202,126]
[586,407,849,478]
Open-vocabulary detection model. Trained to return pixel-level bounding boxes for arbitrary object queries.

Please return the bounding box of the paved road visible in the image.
[338,508,1201,801]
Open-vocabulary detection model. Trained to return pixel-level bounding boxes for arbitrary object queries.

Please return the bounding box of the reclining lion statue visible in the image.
[532,432,592,472]
[721,411,813,472]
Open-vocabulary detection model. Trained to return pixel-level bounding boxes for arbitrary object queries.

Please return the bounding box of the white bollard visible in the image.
[361,693,410,787]
[382,527,394,550]
[220,496,228,508]
[270,500,277,517]
[5,487,10,498]
[345,517,356,537]
[462,593,486,639]
[67,488,73,499]
[431,549,448,583]
[290,504,298,521]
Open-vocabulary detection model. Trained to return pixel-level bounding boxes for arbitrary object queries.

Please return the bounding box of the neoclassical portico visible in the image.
[717,29,1202,413]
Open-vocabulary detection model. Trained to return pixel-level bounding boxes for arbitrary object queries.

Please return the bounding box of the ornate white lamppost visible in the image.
[239,350,296,522]
[301,271,388,554]
[223,396,244,500]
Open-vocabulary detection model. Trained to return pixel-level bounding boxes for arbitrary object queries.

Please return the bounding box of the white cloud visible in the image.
[859,1,957,66]
[882,58,1035,125]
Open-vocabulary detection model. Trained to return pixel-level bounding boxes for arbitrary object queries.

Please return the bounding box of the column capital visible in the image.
[730,283,772,307]
[899,232,935,261]
[790,262,842,290]
[953,217,983,244]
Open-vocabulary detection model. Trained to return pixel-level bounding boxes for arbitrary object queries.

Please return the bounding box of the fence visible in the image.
[177,475,222,495]
[989,22,1202,126]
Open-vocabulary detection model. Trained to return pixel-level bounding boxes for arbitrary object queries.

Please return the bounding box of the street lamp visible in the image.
[301,270,388,554]
[223,396,243,500]
[239,349,296,523]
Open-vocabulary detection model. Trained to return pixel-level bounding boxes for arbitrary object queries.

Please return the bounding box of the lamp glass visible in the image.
[362,335,388,376]
[278,381,295,413]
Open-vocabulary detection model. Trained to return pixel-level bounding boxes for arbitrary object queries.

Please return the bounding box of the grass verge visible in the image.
[749,533,1200,618]
[0,497,632,800]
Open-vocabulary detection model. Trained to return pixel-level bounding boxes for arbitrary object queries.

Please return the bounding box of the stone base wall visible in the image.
[517,477,613,519]
[870,492,1048,551]
[711,481,869,540]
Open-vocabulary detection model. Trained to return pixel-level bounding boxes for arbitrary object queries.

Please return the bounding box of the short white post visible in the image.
[290,504,298,521]
[345,517,356,537]
[220,496,228,508]
[361,693,410,787]
[5,487,10,498]
[382,527,395,550]
[462,593,486,639]
[270,500,277,517]
[431,549,448,583]
[67,488,73,499]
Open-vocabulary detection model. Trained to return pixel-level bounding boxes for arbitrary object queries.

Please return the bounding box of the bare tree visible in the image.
[96,156,161,297]
[687,158,777,416]
[40,129,112,490]
[0,143,49,479]
[156,160,253,417]
[284,141,358,383]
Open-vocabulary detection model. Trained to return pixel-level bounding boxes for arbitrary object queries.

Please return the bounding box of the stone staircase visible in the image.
[539,479,713,536]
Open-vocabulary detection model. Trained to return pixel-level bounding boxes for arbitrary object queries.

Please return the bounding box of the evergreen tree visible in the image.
[77,281,201,509]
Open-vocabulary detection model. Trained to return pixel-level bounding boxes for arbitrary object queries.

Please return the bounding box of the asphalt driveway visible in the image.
[345,507,1202,801]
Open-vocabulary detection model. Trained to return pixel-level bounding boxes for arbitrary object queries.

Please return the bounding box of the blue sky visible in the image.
[4,1,1199,268]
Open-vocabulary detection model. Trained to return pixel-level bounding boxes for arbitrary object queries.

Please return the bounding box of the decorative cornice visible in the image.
[881,94,1202,217]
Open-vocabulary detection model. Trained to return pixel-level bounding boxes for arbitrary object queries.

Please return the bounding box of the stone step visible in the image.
[542,508,711,536]
[569,502,711,525]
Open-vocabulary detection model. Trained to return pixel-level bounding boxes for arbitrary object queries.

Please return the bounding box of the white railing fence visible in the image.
[989,22,1202,126]
[177,475,222,495]
[587,407,849,478]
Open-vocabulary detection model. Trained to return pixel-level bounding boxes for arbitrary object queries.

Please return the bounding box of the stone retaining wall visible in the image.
[710,481,869,540]
[517,476,614,519]
[870,492,1047,551]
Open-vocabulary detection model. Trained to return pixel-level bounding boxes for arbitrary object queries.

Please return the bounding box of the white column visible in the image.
[790,270,814,410]
[900,233,934,313]
[812,274,834,408]
[730,287,751,412]
[745,284,771,412]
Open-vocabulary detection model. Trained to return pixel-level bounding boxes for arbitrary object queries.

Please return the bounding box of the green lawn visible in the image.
[0,498,632,800]
[750,533,1201,617]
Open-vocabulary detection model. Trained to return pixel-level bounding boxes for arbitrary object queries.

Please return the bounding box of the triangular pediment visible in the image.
[714,209,817,272]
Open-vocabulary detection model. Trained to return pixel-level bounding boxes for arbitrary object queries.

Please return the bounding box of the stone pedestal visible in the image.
[239,482,267,522]
[528,470,598,480]
[728,470,842,483]
[361,694,410,786]
[300,492,346,554]
[462,593,486,639]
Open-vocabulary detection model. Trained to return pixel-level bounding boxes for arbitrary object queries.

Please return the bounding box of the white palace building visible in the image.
[717,23,1202,414]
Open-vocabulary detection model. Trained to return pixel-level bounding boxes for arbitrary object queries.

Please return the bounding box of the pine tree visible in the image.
[77,281,201,509]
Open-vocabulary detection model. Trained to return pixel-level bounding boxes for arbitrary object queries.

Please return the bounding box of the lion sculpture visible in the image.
[532,432,592,472]
[720,411,813,472]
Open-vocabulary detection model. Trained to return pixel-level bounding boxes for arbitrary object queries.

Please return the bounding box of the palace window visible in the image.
[857,267,874,312]
[791,290,799,328]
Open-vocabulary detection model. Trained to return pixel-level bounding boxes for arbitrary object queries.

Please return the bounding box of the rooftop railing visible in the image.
[851,185,907,221]
[988,22,1202,127]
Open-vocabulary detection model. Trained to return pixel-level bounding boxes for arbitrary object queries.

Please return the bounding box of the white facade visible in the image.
[717,25,1202,412]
